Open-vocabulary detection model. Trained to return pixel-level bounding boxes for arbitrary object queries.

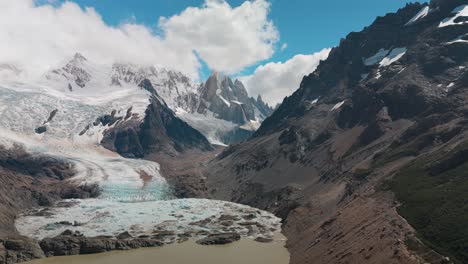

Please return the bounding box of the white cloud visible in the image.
[280,43,288,51]
[239,48,331,105]
[0,0,278,81]
[159,0,278,74]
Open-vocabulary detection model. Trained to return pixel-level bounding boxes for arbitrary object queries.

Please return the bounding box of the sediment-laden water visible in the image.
[23,238,290,264]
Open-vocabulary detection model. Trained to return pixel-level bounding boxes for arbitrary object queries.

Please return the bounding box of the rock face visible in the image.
[101,79,213,158]
[0,239,45,264]
[205,0,468,263]
[197,72,273,126]
[167,72,274,145]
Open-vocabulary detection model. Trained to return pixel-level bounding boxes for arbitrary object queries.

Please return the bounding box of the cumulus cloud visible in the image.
[0,0,278,80]
[239,48,331,105]
[159,0,278,74]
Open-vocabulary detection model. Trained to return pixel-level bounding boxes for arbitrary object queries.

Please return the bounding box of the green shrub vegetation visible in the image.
[390,146,468,264]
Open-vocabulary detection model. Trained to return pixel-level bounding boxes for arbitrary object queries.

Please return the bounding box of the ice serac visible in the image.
[205,0,468,263]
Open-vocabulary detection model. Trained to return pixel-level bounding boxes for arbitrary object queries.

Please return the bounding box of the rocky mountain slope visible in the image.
[204,0,468,263]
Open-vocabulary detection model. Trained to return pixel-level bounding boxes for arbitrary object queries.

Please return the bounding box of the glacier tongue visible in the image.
[0,65,281,242]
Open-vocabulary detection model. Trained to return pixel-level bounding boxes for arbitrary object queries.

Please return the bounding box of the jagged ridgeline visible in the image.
[41,54,273,147]
[205,0,468,263]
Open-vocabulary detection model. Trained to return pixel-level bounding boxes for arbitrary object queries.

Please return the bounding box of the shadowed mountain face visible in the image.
[102,80,213,158]
[205,0,468,263]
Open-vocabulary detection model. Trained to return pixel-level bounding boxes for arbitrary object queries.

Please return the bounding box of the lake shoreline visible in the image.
[23,236,290,264]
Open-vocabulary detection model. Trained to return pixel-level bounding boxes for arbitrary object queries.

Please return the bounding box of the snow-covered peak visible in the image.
[44,53,109,91]
[111,63,194,89]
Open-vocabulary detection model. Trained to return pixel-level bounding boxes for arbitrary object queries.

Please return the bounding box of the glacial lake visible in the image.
[24,238,290,264]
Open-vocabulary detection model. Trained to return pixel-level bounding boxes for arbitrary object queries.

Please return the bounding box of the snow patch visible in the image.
[217,94,231,107]
[231,100,243,105]
[240,120,261,131]
[360,73,369,82]
[379,48,407,67]
[331,100,346,111]
[439,5,468,27]
[405,6,430,26]
[364,49,390,66]
[364,47,407,67]
[375,70,382,80]
[446,34,468,44]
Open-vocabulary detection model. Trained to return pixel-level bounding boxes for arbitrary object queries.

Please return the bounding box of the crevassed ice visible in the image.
[1,81,282,242]
[439,5,468,28]
[15,198,282,241]
[176,111,237,146]
[0,82,173,201]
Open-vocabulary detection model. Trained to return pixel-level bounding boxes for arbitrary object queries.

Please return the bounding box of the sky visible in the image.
[1,0,428,105]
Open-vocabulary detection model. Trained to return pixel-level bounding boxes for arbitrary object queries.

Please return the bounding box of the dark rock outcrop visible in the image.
[34,126,47,134]
[0,239,45,264]
[195,233,241,245]
[39,231,164,257]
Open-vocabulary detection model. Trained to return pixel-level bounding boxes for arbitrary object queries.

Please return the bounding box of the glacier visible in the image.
[0,56,281,243]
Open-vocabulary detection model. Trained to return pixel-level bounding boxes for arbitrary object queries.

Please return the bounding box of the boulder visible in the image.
[2,238,45,263]
[196,233,241,245]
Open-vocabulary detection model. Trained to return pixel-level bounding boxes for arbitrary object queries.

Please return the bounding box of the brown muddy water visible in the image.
[24,237,290,264]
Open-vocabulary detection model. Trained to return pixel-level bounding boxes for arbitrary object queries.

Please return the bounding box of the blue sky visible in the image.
[57,0,427,77]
